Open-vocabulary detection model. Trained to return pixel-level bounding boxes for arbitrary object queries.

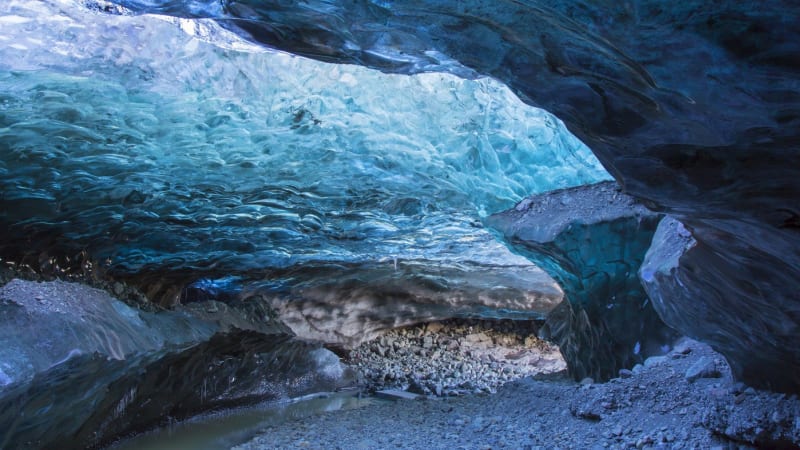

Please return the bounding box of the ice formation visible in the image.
[102,0,800,392]
[488,182,676,381]
[0,280,352,448]
[0,0,608,314]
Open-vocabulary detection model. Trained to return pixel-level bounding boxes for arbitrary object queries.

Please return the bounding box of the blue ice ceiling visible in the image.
[0,0,609,295]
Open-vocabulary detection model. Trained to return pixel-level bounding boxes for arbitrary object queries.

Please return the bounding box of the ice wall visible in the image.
[488,182,675,381]
[103,0,800,392]
[0,0,608,314]
[0,280,353,449]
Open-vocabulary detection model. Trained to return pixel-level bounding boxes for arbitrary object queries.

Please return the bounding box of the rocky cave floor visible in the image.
[236,322,800,450]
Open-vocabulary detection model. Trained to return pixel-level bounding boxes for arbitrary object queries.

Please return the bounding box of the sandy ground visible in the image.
[234,336,800,450]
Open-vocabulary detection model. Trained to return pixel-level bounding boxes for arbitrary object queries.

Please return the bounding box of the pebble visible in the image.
[644,356,668,368]
[241,327,800,450]
[685,357,721,382]
[672,340,693,355]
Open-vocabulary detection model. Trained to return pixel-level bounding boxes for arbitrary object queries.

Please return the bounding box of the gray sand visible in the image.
[234,337,800,450]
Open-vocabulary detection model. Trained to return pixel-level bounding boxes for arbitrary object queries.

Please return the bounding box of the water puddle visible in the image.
[107,391,375,450]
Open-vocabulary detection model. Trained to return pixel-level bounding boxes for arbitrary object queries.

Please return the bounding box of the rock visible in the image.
[685,357,721,382]
[618,369,633,379]
[635,436,653,448]
[672,340,693,356]
[375,389,423,401]
[464,332,491,344]
[571,406,602,422]
[407,380,429,395]
[348,319,566,397]
[730,382,747,395]
[644,356,668,368]
[523,336,539,347]
[426,322,444,334]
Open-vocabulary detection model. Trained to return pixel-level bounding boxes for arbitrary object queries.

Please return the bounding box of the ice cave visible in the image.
[1,0,798,448]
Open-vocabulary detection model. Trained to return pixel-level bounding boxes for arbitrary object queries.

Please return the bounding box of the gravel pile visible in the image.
[346,319,566,396]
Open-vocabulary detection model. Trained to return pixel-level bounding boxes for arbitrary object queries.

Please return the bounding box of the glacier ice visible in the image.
[488,182,676,381]
[0,281,353,449]
[641,216,800,393]
[0,0,609,322]
[106,0,800,392]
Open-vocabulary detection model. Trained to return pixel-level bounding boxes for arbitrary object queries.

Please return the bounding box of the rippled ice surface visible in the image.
[0,0,610,297]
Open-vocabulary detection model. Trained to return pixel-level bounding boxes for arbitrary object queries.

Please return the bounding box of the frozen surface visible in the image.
[0,279,353,448]
[103,0,800,392]
[641,217,800,393]
[488,182,675,381]
[0,0,609,308]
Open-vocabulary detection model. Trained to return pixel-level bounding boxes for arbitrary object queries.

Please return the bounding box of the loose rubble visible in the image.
[346,319,566,396]
[0,259,158,311]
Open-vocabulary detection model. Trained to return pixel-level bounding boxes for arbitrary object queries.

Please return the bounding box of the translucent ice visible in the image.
[0,0,610,293]
[0,279,353,449]
[488,182,676,381]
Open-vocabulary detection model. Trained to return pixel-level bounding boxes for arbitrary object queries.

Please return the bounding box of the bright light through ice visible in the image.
[0,0,611,275]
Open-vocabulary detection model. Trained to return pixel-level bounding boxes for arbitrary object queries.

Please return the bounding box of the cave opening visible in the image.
[0,0,614,353]
[3,0,800,448]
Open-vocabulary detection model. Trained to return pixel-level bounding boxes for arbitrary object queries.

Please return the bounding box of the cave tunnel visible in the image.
[1,0,799,448]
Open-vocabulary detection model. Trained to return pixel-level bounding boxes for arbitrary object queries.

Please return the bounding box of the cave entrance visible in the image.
[343,318,567,397]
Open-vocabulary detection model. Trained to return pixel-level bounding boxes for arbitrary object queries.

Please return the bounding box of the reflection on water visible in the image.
[108,391,375,450]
